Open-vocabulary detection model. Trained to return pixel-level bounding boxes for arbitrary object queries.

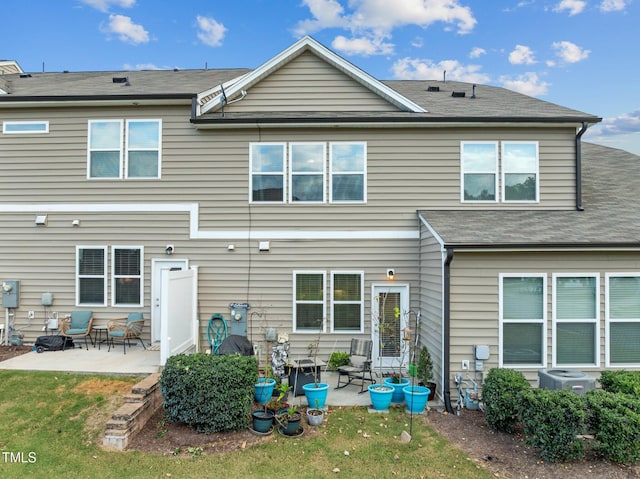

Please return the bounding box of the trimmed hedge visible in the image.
[482,368,530,433]
[160,353,258,433]
[587,389,640,464]
[599,370,640,395]
[520,389,587,462]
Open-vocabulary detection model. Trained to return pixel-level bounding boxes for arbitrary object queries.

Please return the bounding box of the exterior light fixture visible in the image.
[386,269,395,280]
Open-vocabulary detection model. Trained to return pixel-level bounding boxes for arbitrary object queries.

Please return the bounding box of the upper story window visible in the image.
[3,121,49,134]
[88,119,161,179]
[461,141,538,203]
[250,141,366,204]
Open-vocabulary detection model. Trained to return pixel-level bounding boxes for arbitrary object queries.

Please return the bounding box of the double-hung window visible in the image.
[553,274,599,367]
[606,273,640,366]
[88,119,161,179]
[461,141,538,202]
[461,142,498,201]
[294,271,326,332]
[112,246,143,307]
[251,142,366,204]
[331,272,364,333]
[76,246,107,306]
[499,274,546,367]
[502,142,538,202]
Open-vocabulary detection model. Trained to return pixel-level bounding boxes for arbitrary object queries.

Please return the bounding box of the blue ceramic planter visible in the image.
[383,377,410,403]
[368,384,394,411]
[254,377,276,405]
[302,382,329,409]
[403,385,430,414]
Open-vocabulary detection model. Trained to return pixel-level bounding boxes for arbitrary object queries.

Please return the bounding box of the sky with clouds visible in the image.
[2,0,639,154]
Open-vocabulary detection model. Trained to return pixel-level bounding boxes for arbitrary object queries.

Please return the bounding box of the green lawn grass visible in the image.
[0,370,494,479]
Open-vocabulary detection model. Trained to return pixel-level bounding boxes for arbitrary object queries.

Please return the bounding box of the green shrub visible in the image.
[599,370,640,395]
[328,351,350,369]
[482,368,530,433]
[587,389,640,464]
[160,353,258,433]
[520,389,587,462]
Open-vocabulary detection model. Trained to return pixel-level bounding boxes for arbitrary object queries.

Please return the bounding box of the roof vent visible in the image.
[112,76,128,84]
[19,73,32,78]
[427,86,440,92]
[451,91,466,98]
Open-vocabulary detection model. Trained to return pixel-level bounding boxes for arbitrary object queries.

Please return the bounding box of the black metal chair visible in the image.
[335,338,375,393]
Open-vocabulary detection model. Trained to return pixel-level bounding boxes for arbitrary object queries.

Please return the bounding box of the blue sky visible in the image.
[2,0,639,154]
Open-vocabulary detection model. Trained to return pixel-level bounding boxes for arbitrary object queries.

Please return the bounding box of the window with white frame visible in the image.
[88,119,161,179]
[461,142,498,201]
[331,272,364,332]
[502,142,538,202]
[3,121,49,134]
[461,141,539,202]
[553,274,599,366]
[76,246,107,306]
[250,143,285,202]
[294,271,325,332]
[112,246,143,306]
[500,274,546,367]
[251,141,366,204]
[606,273,640,365]
[330,142,366,202]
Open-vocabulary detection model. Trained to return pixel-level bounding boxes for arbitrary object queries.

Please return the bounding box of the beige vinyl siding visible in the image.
[447,251,640,393]
[225,51,400,113]
[418,220,445,396]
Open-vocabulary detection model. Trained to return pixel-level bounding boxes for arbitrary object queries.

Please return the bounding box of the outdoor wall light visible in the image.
[165,244,174,255]
[386,269,395,280]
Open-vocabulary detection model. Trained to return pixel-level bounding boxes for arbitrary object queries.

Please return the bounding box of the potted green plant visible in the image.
[277,405,302,436]
[306,399,324,426]
[328,351,349,370]
[417,345,436,401]
[301,318,330,409]
[265,382,290,418]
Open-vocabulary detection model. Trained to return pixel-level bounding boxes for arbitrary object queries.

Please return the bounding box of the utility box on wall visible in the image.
[228,302,250,336]
[2,280,20,308]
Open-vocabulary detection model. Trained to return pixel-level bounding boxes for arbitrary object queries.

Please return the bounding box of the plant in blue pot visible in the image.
[368,383,394,411]
[302,319,329,409]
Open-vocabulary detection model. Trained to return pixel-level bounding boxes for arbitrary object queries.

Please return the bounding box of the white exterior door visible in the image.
[371,284,410,371]
[151,259,188,344]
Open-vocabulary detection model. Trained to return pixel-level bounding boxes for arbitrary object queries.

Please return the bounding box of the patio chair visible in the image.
[60,310,94,350]
[107,312,146,354]
[335,338,375,393]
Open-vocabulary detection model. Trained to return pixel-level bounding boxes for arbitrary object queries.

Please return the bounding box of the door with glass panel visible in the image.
[371,285,409,370]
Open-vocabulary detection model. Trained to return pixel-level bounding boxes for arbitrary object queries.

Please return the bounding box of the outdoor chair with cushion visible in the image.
[60,310,94,350]
[107,312,146,354]
[335,338,375,393]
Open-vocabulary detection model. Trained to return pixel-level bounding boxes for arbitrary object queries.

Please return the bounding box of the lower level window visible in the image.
[607,274,640,365]
[77,246,107,306]
[294,272,325,332]
[332,272,363,332]
[112,247,143,306]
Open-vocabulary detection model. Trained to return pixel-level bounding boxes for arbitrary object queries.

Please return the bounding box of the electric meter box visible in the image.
[2,280,20,308]
[538,369,595,395]
[41,292,53,306]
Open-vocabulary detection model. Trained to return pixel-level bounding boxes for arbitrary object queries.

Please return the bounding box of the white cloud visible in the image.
[499,72,549,96]
[552,40,590,63]
[80,0,135,13]
[196,16,227,47]
[102,14,149,44]
[392,57,490,83]
[600,0,628,12]
[469,47,486,59]
[123,63,165,70]
[332,35,394,56]
[553,0,587,15]
[509,45,536,65]
[295,0,477,56]
[592,111,640,136]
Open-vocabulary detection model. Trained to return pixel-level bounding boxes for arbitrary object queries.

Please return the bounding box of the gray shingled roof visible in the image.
[419,143,640,248]
[1,67,599,122]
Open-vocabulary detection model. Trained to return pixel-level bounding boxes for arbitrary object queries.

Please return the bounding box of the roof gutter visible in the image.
[443,247,455,414]
[575,122,589,211]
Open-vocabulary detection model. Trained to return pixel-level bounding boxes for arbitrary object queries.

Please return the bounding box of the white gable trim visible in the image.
[197,36,427,116]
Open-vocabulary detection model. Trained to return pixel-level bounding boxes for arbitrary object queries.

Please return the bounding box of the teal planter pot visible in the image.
[383,377,410,403]
[403,385,430,414]
[368,384,394,411]
[302,382,329,409]
[251,410,274,433]
[254,378,276,405]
